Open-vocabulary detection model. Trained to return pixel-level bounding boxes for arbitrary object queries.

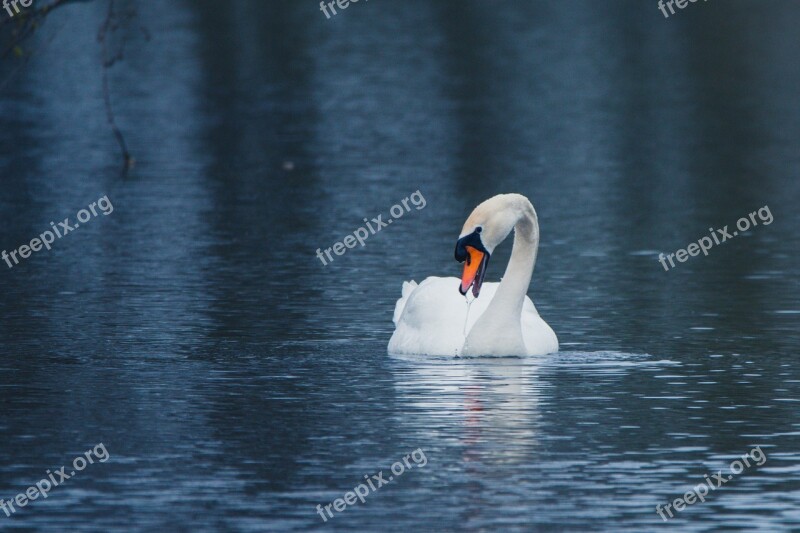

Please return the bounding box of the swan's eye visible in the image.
[475,226,482,233]
[455,233,489,263]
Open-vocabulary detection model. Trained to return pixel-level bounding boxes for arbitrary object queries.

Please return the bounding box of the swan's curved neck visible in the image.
[488,208,539,321]
[463,204,540,355]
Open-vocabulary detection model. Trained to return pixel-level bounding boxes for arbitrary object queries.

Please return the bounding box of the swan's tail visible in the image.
[392,280,418,326]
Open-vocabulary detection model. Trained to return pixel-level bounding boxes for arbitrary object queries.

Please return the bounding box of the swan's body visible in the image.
[388,277,558,356]
[388,194,558,357]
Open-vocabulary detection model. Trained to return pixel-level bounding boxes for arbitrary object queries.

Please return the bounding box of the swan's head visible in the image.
[455,194,529,297]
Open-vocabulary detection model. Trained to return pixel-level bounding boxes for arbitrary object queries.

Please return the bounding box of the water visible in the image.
[1,0,799,530]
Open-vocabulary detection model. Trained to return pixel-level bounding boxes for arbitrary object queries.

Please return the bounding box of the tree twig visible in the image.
[97,0,132,174]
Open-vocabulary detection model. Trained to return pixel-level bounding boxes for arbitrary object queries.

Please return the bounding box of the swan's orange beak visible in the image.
[460,246,489,297]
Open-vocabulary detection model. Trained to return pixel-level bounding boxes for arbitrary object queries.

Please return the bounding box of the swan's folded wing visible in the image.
[521,296,559,355]
[389,277,473,356]
[393,280,418,326]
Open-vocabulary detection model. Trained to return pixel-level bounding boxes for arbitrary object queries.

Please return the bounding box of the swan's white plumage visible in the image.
[388,276,558,356]
[388,193,559,357]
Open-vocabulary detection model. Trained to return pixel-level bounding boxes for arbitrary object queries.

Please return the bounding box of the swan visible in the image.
[388,193,558,357]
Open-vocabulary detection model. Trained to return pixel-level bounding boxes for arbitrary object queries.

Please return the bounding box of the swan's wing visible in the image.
[392,280,418,326]
[521,296,559,355]
[388,277,478,356]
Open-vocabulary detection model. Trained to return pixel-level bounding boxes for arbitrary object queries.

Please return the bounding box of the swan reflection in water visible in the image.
[389,354,546,468]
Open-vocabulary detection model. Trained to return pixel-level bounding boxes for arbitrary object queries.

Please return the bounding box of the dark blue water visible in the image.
[1,0,799,530]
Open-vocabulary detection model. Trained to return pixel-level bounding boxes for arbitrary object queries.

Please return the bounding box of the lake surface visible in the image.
[0,0,799,530]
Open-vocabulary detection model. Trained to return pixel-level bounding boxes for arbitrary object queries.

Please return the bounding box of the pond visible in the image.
[0,0,798,530]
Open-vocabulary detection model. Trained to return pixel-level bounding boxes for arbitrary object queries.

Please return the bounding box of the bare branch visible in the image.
[97,0,132,174]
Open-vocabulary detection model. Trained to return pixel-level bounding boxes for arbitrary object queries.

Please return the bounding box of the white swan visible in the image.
[388,193,558,357]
